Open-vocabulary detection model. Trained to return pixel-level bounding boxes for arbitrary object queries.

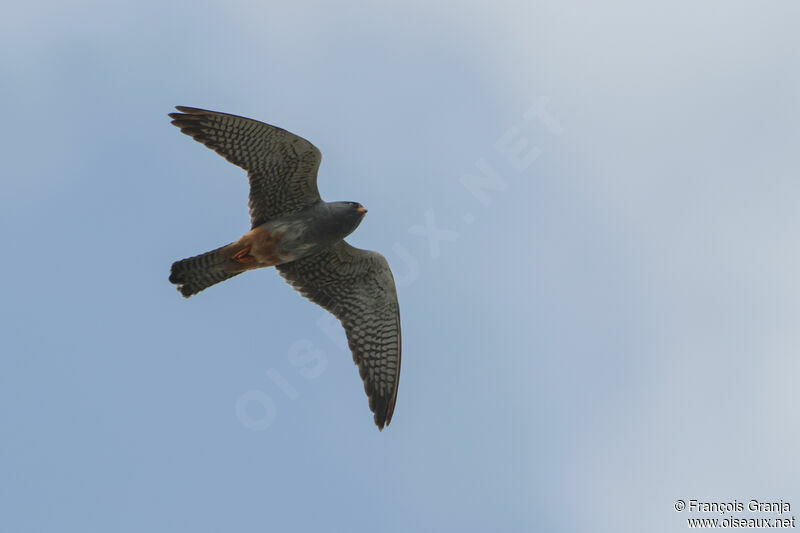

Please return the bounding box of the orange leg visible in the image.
[232,246,254,264]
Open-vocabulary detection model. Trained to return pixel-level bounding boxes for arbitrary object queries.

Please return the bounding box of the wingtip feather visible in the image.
[174,105,208,114]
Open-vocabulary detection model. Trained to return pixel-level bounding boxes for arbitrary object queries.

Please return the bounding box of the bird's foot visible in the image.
[232,246,254,264]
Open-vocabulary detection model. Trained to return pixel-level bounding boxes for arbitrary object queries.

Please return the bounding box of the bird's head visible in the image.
[328,201,368,238]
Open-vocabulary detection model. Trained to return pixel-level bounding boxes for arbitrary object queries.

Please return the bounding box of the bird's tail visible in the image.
[169,243,244,297]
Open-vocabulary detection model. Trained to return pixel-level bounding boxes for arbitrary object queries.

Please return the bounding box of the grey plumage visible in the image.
[170,106,321,227]
[169,243,240,297]
[168,106,402,429]
[278,242,401,429]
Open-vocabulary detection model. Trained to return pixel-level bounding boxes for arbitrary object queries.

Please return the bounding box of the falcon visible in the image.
[167,106,401,430]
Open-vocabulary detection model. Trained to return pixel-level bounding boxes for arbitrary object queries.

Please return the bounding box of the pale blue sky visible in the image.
[2,1,799,532]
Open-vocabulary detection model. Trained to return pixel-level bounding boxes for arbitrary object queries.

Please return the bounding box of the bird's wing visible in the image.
[169,106,322,227]
[277,241,401,429]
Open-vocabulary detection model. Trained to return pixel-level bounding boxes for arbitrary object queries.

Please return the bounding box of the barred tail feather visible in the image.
[169,244,242,297]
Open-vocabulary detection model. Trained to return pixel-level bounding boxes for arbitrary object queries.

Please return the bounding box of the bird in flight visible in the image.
[167,106,401,430]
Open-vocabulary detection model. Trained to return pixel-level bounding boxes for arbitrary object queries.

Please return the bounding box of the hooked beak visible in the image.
[357,206,368,215]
